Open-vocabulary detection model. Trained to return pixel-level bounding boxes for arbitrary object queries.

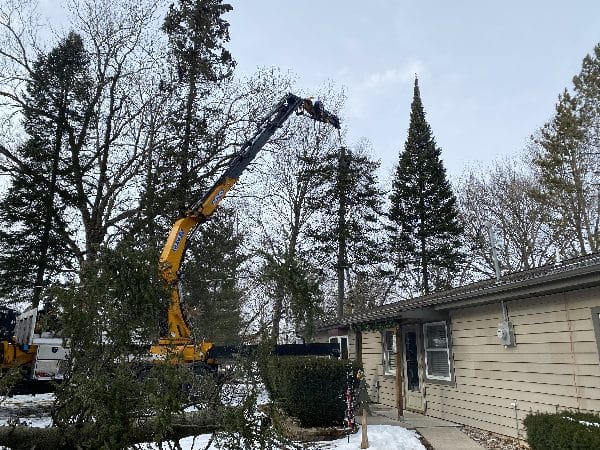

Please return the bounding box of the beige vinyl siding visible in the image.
[425,286,600,438]
[378,379,396,408]
[360,330,397,409]
[361,331,381,402]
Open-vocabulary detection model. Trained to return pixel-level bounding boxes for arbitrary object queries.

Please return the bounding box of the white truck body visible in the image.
[14,308,68,381]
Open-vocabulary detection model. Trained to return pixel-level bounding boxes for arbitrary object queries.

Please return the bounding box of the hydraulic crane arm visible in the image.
[158,93,340,344]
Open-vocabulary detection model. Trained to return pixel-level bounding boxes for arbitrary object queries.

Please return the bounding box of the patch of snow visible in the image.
[1,393,426,449]
[136,425,425,450]
[320,425,425,450]
[219,382,268,407]
[0,393,54,428]
[0,416,52,428]
[562,415,600,428]
[0,393,54,406]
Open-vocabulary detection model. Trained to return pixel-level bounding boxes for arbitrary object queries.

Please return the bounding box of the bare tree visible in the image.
[240,79,344,342]
[456,158,555,280]
[0,0,168,268]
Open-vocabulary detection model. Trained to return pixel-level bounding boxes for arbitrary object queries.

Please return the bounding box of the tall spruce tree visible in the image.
[388,77,463,294]
[154,0,244,348]
[0,32,90,305]
[182,208,245,346]
[529,43,600,256]
[160,0,235,212]
[306,140,385,316]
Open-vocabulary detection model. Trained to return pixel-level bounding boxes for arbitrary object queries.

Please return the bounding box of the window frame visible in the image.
[329,335,349,360]
[382,329,396,376]
[423,321,453,383]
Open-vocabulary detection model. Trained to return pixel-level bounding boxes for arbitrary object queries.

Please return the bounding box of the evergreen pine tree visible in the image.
[388,77,464,294]
[0,32,90,304]
[307,141,385,315]
[182,208,245,346]
[530,43,600,255]
[137,0,241,346]
[51,238,193,448]
[160,0,235,212]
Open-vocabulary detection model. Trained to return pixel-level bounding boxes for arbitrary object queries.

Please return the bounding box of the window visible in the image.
[383,329,396,375]
[329,335,349,359]
[592,307,600,359]
[423,322,451,381]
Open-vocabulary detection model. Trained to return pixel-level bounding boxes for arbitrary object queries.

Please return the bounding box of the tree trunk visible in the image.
[270,284,285,344]
[0,409,230,449]
[337,146,348,317]
[32,105,65,307]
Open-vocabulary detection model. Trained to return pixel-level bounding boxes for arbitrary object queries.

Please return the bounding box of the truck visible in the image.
[0,306,68,393]
[150,93,341,370]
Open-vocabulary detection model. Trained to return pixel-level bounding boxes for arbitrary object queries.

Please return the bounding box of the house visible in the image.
[314,253,600,438]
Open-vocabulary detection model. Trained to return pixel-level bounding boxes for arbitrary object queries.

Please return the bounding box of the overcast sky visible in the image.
[33,1,600,182]
[226,1,600,181]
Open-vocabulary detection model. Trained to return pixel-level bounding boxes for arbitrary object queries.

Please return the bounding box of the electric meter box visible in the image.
[496,321,515,346]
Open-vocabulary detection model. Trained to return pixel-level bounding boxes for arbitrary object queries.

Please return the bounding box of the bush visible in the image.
[262,356,358,427]
[524,411,600,450]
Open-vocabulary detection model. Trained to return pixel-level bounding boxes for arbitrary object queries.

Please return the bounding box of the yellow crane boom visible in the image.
[151,93,341,366]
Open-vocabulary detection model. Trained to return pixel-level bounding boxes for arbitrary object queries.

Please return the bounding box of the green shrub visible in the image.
[262,356,358,427]
[524,411,600,450]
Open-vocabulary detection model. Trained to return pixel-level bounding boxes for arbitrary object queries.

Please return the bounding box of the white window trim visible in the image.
[329,335,349,359]
[383,329,396,375]
[423,321,452,382]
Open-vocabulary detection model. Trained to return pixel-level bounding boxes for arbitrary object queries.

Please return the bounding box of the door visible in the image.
[329,336,349,359]
[403,325,425,412]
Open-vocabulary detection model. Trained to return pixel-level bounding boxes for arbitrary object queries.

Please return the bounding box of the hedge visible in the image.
[523,411,600,450]
[261,356,358,427]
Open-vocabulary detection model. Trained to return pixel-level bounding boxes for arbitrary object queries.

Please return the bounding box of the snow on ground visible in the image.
[137,426,426,450]
[319,426,425,450]
[0,393,54,428]
[1,392,426,449]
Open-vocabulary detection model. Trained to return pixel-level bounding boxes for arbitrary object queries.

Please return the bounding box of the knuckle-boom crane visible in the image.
[150,93,340,369]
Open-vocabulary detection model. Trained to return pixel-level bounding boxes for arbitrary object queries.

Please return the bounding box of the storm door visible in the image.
[403,325,425,412]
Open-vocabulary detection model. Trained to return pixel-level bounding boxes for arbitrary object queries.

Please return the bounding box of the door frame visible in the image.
[402,324,425,412]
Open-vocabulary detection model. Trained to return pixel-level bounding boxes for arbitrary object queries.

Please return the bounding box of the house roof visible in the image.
[316,252,600,330]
